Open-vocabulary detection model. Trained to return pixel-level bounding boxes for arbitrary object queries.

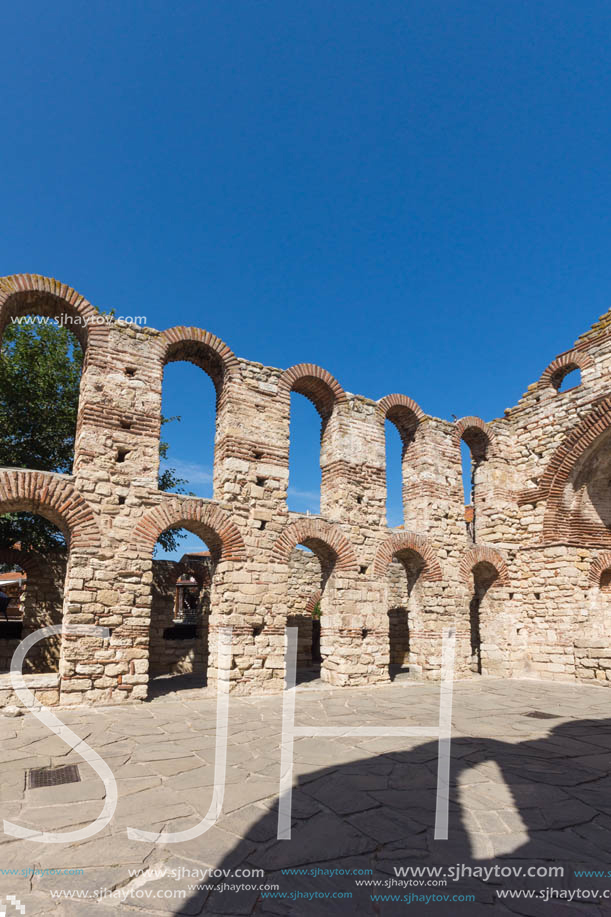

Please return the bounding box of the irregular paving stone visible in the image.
[216,802,283,843]
[291,738,366,766]
[250,813,378,870]
[133,743,196,762]
[113,786,195,824]
[159,824,256,871]
[15,801,106,831]
[114,774,162,795]
[2,682,611,915]
[348,807,426,843]
[302,775,382,816]
[38,833,157,869]
[165,764,250,793]
[220,780,280,814]
[262,858,375,917]
[147,755,203,777]
[32,864,133,895]
[203,878,264,915]
[24,777,107,806]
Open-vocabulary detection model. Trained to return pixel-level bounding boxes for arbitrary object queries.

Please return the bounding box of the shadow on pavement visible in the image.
[178,718,611,915]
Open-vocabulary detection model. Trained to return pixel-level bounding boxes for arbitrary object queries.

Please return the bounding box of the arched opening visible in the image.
[385,421,404,527]
[553,365,582,392]
[539,400,611,544]
[563,427,611,545]
[469,561,499,674]
[0,517,67,675]
[460,440,472,507]
[458,423,490,542]
[595,567,611,638]
[160,361,216,501]
[274,520,351,687]
[0,563,26,652]
[286,546,323,683]
[288,392,322,514]
[134,500,245,696]
[291,536,338,686]
[149,528,217,696]
[539,350,592,395]
[381,399,421,528]
[159,328,237,503]
[149,530,214,695]
[0,313,83,475]
[591,567,611,662]
[281,365,346,515]
[387,548,425,681]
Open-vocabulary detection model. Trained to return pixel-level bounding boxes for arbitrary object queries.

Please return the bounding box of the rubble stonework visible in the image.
[1,273,611,707]
[149,556,212,678]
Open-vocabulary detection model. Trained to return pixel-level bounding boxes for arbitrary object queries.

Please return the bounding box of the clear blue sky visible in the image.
[2,2,611,553]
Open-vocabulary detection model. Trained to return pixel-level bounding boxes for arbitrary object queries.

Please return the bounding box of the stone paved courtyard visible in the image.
[1,678,611,915]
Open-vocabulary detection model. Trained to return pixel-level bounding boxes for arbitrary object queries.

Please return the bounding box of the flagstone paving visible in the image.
[0,678,610,915]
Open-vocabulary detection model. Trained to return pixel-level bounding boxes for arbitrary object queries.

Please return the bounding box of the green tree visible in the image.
[0,320,83,474]
[0,321,81,552]
[0,319,187,554]
[156,415,189,554]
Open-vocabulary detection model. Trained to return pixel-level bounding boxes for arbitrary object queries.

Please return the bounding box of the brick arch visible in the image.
[279,364,347,423]
[530,396,611,542]
[271,518,358,572]
[0,469,100,549]
[305,590,322,615]
[454,416,494,461]
[0,274,107,354]
[459,546,509,586]
[589,553,611,587]
[377,394,425,443]
[0,547,49,579]
[159,326,239,400]
[173,556,211,590]
[132,499,246,563]
[373,532,442,580]
[539,349,594,391]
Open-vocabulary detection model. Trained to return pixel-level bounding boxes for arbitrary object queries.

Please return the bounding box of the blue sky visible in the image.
[2,2,611,555]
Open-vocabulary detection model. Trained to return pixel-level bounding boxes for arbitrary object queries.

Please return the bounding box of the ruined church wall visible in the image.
[1,274,611,708]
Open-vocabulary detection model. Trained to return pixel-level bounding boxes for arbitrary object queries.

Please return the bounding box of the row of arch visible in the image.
[9,462,611,586]
[0,274,594,404]
[0,468,511,586]
[1,277,494,436]
[3,273,610,544]
[0,276,507,472]
[10,465,611,592]
[1,273,497,524]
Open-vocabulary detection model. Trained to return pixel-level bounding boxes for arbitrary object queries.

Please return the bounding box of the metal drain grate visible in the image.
[524,711,559,720]
[26,764,81,790]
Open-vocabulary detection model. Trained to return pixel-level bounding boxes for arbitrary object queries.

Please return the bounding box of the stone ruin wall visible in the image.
[286,547,323,669]
[0,549,65,674]
[1,273,611,708]
[149,557,212,678]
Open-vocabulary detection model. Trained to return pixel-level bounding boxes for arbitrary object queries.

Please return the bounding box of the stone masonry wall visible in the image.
[286,546,322,669]
[1,273,611,707]
[0,549,66,675]
[149,557,212,678]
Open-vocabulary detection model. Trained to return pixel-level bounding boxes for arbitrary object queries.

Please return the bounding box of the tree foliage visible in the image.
[0,321,83,474]
[0,321,80,552]
[156,415,189,554]
[0,319,187,555]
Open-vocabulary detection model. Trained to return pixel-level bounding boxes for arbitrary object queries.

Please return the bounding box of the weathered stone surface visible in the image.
[2,272,611,709]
